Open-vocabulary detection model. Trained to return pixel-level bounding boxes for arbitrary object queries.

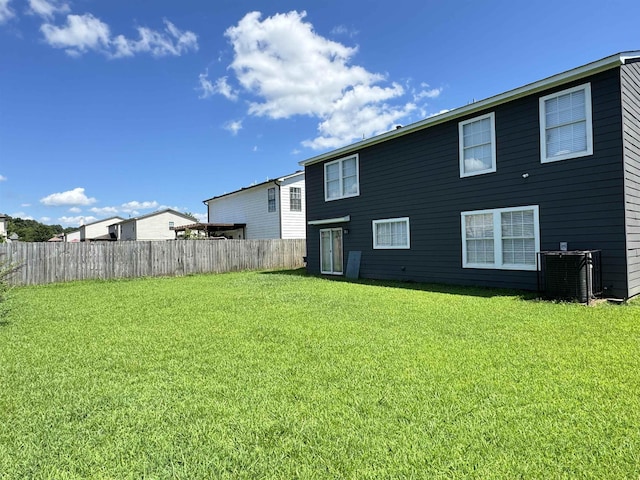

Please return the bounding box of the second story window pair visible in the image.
[324,154,359,201]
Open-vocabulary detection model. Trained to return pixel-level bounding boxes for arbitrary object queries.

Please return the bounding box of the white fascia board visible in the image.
[277,171,305,182]
[307,215,351,225]
[299,51,640,168]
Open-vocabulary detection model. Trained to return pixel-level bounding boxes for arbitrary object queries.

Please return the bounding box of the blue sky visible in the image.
[1,0,639,227]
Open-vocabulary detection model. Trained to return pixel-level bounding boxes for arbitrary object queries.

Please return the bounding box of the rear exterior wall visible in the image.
[305,68,629,297]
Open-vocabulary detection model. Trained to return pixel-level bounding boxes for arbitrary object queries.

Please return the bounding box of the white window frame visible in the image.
[461,205,540,271]
[372,217,410,249]
[539,83,593,164]
[320,228,343,275]
[459,112,497,178]
[267,187,276,213]
[289,187,302,212]
[324,154,360,202]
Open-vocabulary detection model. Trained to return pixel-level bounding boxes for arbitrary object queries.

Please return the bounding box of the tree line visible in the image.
[4,217,76,243]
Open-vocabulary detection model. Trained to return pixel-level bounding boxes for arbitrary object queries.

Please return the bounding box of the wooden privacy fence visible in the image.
[0,239,307,286]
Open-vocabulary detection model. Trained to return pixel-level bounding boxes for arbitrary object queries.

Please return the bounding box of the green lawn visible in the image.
[1,271,639,479]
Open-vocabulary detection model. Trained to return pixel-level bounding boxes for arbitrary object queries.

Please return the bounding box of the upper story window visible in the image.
[290,187,302,212]
[372,217,410,249]
[459,112,496,177]
[169,221,174,229]
[540,83,593,163]
[324,154,359,201]
[267,187,276,212]
[461,205,539,271]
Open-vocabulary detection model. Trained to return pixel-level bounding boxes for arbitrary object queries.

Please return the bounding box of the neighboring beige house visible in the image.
[65,216,124,242]
[65,230,81,243]
[202,171,305,239]
[0,214,7,242]
[111,209,196,241]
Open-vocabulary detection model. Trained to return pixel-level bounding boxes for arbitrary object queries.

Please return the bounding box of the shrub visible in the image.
[0,255,19,320]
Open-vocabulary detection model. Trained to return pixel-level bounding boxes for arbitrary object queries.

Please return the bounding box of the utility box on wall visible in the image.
[538,250,602,304]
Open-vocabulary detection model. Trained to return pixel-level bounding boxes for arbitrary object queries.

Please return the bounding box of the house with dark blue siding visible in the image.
[299,51,640,300]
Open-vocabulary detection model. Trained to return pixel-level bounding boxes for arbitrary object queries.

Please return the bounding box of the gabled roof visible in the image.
[113,209,197,225]
[203,170,304,204]
[81,216,124,228]
[300,51,640,167]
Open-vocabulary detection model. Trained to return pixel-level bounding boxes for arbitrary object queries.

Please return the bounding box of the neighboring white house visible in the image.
[65,230,81,243]
[203,171,305,240]
[65,216,124,242]
[111,209,196,241]
[0,214,7,242]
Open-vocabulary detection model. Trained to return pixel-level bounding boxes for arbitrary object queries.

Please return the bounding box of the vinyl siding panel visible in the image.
[208,183,281,239]
[306,68,629,296]
[279,174,306,239]
[136,212,192,241]
[622,61,640,297]
[66,230,81,242]
[81,217,123,240]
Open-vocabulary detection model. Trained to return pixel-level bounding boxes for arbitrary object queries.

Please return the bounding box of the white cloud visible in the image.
[40,13,197,58]
[21,203,31,207]
[414,86,443,101]
[224,119,242,135]
[429,109,450,117]
[40,187,97,206]
[112,19,198,58]
[120,200,158,213]
[211,11,419,150]
[0,0,14,23]
[41,13,111,57]
[40,216,51,222]
[27,0,69,20]
[198,72,238,100]
[157,204,182,212]
[68,206,81,213]
[330,25,358,38]
[90,206,119,216]
[59,215,97,227]
[0,174,6,181]
[11,212,33,220]
[193,213,207,223]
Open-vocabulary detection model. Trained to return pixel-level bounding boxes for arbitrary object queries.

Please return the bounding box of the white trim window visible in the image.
[324,154,359,201]
[267,187,276,212]
[459,112,496,177]
[289,187,302,212]
[540,83,593,163]
[461,205,540,270]
[372,217,410,249]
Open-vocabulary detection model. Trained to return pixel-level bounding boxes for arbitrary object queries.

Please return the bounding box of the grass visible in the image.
[1,270,640,479]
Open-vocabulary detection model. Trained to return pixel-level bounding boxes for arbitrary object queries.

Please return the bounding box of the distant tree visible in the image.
[7,217,65,242]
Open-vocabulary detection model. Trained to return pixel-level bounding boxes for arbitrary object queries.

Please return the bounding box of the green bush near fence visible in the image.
[1,271,640,478]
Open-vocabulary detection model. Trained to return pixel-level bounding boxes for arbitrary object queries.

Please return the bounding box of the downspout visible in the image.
[202,200,210,223]
[275,180,282,239]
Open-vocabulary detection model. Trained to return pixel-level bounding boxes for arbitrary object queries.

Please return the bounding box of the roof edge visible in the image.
[112,208,196,225]
[202,170,303,204]
[300,51,640,167]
